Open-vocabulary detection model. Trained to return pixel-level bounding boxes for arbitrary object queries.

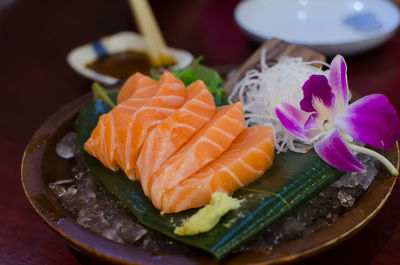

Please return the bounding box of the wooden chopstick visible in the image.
[128,0,175,67]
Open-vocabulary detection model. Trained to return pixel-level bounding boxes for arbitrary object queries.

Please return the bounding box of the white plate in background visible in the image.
[234,0,400,56]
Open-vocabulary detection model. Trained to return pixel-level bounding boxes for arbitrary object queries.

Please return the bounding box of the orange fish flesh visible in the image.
[161,125,274,213]
[117,72,185,179]
[147,102,246,210]
[137,80,217,194]
[84,73,158,170]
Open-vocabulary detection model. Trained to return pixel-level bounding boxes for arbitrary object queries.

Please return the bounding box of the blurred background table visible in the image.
[1,0,399,264]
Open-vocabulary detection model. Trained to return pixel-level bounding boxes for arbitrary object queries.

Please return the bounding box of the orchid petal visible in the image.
[304,113,319,130]
[301,75,336,131]
[300,75,335,113]
[329,55,349,112]
[335,94,400,150]
[314,128,365,172]
[276,103,320,143]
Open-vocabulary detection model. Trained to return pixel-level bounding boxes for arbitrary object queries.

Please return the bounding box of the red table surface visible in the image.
[1,0,399,264]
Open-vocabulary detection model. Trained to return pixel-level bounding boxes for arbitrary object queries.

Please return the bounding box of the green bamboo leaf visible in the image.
[77,100,345,260]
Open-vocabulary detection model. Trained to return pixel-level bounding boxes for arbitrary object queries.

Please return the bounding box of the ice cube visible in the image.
[56,132,78,159]
[332,154,377,190]
[337,190,355,208]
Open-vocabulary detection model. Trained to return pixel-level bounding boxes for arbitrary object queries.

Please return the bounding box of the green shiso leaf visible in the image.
[77,92,344,259]
[150,59,228,106]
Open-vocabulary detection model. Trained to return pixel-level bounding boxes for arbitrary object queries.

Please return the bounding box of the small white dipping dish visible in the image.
[234,0,400,56]
[67,31,194,85]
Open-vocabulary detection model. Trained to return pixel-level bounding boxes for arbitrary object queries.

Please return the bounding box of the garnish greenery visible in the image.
[150,57,228,106]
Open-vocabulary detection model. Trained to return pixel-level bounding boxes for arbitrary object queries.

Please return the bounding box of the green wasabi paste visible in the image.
[174,192,241,236]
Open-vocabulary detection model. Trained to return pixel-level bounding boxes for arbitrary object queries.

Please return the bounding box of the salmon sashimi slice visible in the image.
[84,73,157,171]
[148,102,246,210]
[137,80,217,195]
[113,76,159,167]
[84,114,118,170]
[116,72,156,104]
[160,125,274,213]
[118,72,185,179]
[113,74,158,139]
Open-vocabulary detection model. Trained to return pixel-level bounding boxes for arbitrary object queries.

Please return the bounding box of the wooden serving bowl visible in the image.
[21,40,399,264]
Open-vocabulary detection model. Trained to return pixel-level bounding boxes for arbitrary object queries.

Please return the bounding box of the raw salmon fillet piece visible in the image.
[161,125,274,213]
[137,80,216,195]
[118,72,185,179]
[84,114,118,170]
[116,72,156,104]
[148,102,246,210]
[84,73,157,171]
[113,76,158,167]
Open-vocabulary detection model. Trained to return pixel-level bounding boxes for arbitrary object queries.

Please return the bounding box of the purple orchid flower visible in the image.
[275,55,400,175]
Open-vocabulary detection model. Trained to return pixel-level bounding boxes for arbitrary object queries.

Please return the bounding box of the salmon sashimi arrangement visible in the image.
[136,80,216,186]
[147,102,246,209]
[161,126,274,213]
[112,75,158,166]
[116,72,185,178]
[85,72,184,177]
[84,73,158,170]
[85,72,275,213]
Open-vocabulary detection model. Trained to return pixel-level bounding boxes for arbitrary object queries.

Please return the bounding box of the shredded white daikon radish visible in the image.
[228,49,330,153]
